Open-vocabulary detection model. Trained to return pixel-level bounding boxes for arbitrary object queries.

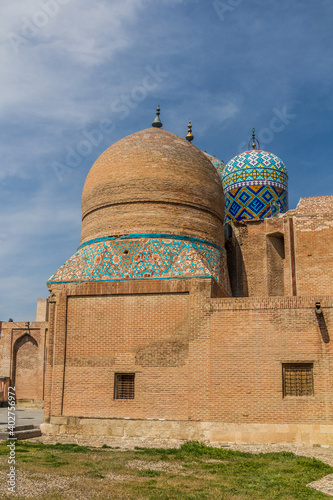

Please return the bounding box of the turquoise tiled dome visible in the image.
[222,150,288,222]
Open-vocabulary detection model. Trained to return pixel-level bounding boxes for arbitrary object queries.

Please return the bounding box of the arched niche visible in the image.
[13,334,39,401]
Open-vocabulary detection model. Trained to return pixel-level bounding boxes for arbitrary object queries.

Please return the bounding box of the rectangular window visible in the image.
[114,373,135,400]
[282,363,314,397]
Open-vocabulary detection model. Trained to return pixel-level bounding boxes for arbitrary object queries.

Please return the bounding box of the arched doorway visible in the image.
[13,334,38,401]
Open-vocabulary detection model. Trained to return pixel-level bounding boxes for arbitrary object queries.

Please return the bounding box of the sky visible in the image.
[1,0,333,320]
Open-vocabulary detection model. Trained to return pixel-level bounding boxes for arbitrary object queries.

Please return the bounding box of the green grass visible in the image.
[0,441,331,499]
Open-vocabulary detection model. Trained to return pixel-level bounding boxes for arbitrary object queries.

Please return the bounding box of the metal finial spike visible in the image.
[152,105,163,128]
[186,120,194,142]
[248,128,260,150]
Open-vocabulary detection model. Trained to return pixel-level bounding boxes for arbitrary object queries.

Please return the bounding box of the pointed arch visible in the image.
[13,333,39,401]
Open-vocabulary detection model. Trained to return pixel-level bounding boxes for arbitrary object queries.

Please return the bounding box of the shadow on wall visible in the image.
[267,233,285,296]
[225,223,248,297]
[316,312,330,344]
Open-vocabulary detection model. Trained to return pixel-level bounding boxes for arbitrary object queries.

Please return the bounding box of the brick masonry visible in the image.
[0,128,332,447]
[226,196,333,298]
[40,275,333,445]
[81,128,225,247]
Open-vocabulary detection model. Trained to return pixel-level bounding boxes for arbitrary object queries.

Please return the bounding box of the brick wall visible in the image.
[44,279,215,420]
[226,218,288,297]
[62,293,190,419]
[226,196,333,297]
[45,279,333,432]
[208,296,333,424]
[291,197,333,296]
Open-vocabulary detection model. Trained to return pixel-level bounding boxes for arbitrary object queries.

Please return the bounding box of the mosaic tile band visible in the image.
[48,234,231,295]
[224,179,287,194]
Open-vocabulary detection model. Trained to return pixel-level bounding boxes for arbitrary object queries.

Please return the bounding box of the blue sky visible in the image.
[1,0,332,320]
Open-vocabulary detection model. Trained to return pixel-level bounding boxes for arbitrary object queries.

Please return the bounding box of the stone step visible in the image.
[16,401,38,409]
[0,428,42,441]
[7,425,35,432]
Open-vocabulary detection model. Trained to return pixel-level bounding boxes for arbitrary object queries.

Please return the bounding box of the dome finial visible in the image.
[152,105,163,128]
[186,120,194,142]
[248,128,260,150]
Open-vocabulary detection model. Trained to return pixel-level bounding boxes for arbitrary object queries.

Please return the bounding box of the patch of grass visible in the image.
[135,441,251,459]
[44,452,70,468]
[0,441,331,499]
[138,469,162,477]
[20,442,92,453]
[85,470,105,479]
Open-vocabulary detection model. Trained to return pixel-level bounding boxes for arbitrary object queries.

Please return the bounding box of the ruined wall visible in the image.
[291,196,333,296]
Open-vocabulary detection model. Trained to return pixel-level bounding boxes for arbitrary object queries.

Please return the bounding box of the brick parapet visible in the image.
[48,277,216,298]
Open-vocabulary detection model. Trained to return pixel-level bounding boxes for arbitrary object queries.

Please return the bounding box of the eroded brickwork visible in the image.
[290,196,333,296]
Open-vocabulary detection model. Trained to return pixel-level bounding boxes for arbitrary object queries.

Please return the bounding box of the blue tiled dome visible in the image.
[222,150,288,222]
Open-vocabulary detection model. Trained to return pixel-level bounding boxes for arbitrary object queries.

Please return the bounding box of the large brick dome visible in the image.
[49,126,230,294]
[81,128,225,246]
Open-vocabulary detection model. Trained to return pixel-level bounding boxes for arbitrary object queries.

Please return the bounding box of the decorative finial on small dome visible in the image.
[248,128,260,150]
[152,105,163,128]
[186,120,194,142]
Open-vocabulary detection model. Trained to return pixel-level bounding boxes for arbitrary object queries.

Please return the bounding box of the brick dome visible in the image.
[81,128,225,247]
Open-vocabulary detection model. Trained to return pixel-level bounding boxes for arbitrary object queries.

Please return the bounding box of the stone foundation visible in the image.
[41,418,333,447]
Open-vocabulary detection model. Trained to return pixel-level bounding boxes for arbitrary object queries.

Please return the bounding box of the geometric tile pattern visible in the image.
[224,184,288,223]
[48,234,231,295]
[223,150,288,193]
[222,150,288,222]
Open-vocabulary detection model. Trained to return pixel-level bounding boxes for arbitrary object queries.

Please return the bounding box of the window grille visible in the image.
[114,373,135,399]
[282,363,313,397]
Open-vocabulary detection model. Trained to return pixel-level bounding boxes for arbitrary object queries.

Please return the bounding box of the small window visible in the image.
[114,373,135,400]
[282,363,314,397]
